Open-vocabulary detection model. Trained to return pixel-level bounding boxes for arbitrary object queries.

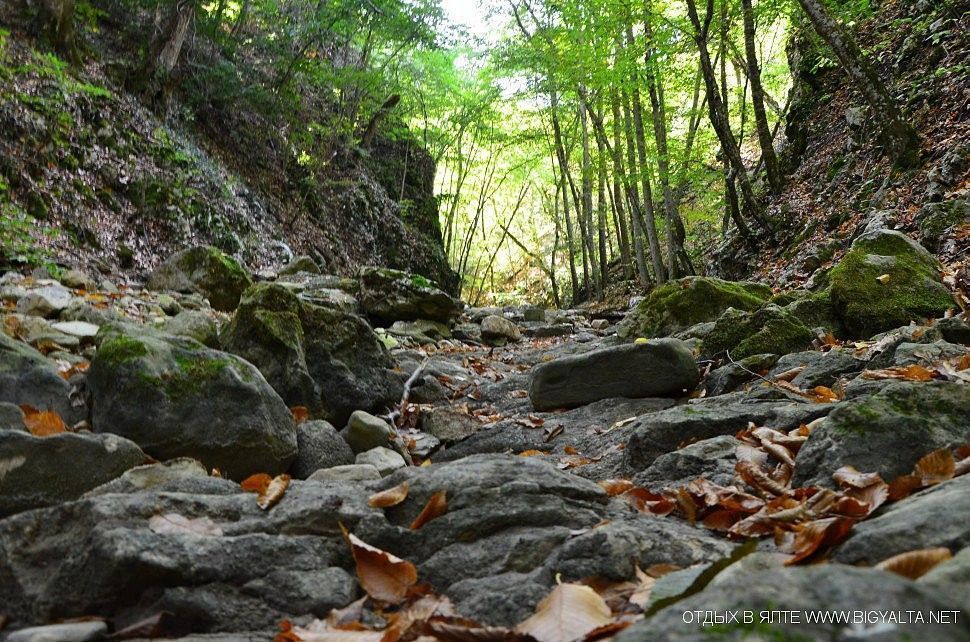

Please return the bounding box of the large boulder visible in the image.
[147,246,252,312]
[220,283,400,425]
[0,431,146,517]
[358,266,460,325]
[794,382,970,488]
[0,334,78,423]
[480,314,522,345]
[829,230,954,338]
[703,304,815,359]
[88,328,297,479]
[529,340,699,411]
[618,277,771,339]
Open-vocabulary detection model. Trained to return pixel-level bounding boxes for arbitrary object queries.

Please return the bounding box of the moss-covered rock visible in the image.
[358,266,461,325]
[221,282,400,424]
[146,245,252,312]
[779,289,844,337]
[794,382,970,488]
[703,304,816,359]
[829,230,954,338]
[88,327,296,479]
[617,277,772,339]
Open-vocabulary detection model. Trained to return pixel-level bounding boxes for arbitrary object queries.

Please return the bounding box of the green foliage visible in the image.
[0,180,58,269]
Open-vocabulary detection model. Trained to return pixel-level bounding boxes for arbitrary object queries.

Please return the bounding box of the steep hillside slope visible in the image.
[712,0,968,292]
[0,9,456,290]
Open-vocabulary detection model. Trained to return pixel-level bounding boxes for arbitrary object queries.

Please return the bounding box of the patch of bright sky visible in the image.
[441,0,496,43]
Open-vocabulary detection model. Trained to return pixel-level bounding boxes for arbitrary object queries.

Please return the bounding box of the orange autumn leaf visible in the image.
[257,474,291,510]
[888,474,923,501]
[410,490,447,530]
[875,548,952,580]
[240,473,272,494]
[340,524,417,604]
[811,386,840,403]
[57,360,90,380]
[19,405,68,436]
[914,448,955,485]
[862,364,935,382]
[785,517,854,565]
[598,479,635,497]
[368,481,409,508]
[518,450,546,457]
[290,406,310,424]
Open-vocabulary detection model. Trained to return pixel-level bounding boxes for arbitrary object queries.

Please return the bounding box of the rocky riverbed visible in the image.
[1,239,969,641]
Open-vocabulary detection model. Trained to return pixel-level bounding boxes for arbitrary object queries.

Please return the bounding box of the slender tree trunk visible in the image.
[609,91,633,279]
[40,0,76,61]
[549,89,580,302]
[595,126,610,291]
[135,0,193,99]
[686,0,767,229]
[624,27,668,282]
[579,90,601,300]
[620,90,653,288]
[794,0,920,166]
[643,6,694,277]
[741,0,783,192]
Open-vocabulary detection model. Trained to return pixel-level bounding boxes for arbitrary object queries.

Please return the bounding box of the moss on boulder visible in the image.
[221,282,400,424]
[358,266,461,325]
[88,328,296,479]
[829,230,954,338]
[703,304,815,359]
[618,277,772,339]
[146,245,252,312]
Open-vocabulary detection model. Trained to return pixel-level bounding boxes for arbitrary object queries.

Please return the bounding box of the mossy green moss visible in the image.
[830,230,954,338]
[704,305,815,359]
[619,277,772,338]
[96,336,149,366]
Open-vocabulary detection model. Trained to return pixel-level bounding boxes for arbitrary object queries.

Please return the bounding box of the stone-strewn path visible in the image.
[1,250,968,640]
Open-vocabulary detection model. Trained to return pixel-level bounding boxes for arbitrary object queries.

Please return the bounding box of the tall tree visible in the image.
[685,0,768,230]
[740,0,783,192]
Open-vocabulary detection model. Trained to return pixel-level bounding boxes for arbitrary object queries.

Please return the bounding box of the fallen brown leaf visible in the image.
[515,583,613,642]
[257,474,291,510]
[876,547,952,580]
[411,490,448,530]
[368,481,410,508]
[19,405,68,436]
[340,525,417,604]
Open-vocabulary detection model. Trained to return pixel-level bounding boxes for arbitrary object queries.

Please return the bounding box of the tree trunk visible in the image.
[608,88,633,279]
[741,0,783,192]
[685,0,768,229]
[794,0,920,166]
[620,90,653,288]
[595,125,610,291]
[40,0,76,61]
[135,0,194,100]
[579,90,602,300]
[549,89,581,302]
[643,5,694,277]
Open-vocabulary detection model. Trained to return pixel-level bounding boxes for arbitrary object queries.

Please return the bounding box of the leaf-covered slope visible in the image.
[0,22,456,290]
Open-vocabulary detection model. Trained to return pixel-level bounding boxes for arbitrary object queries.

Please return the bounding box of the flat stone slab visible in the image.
[529,339,699,411]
